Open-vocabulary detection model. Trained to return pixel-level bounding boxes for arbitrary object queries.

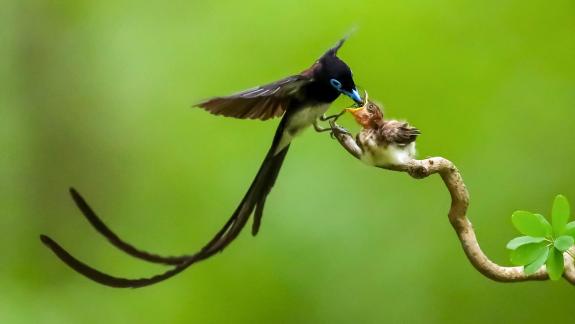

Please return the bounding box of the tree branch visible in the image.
[331,128,575,284]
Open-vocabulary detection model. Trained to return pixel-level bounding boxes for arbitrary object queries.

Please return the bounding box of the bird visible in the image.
[195,37,362,237]
[333,93,420,166]
[39,37,362,288]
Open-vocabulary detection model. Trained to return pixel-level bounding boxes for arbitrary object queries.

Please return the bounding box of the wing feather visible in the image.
[381,121,421,145]
[195,74,312,120]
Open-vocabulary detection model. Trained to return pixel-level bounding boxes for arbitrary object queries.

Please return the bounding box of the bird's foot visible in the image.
[328,120,351,139]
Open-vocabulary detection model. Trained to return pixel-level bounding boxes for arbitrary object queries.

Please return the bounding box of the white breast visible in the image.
[288,104,329,132]
[359,132,416,166]
[276,104,329,153]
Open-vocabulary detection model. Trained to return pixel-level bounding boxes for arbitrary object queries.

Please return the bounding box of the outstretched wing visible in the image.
[195,74,313,120]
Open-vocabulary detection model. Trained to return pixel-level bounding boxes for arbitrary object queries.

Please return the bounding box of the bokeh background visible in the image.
[2,0,575,323]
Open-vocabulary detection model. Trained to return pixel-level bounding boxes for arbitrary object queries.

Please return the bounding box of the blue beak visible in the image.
[346,88,363,105]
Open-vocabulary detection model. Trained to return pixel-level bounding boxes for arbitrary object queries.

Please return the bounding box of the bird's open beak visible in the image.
[345,105,367,122]
[345,105,369,127]
[345,91,370,126]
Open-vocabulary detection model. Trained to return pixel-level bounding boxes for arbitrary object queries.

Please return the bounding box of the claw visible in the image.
[329,121,350,139]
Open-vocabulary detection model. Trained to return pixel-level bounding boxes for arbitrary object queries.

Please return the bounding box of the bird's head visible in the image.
[345,92,384,128]
[318,38,363,105]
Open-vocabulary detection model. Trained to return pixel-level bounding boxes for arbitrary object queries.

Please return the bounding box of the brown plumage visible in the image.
[346,96,419,146]
[345,95,420,166]
[196,75,311,120]
[378,120,420,146]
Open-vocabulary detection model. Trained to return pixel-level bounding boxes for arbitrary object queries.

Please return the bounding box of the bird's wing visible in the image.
[195,73,314,120]
[382,121,421,145]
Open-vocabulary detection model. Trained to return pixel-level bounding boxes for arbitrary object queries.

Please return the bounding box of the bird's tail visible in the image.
[155,118,293,259]
[222,114,291,239]
[156,134,289,264]
[40,115,292,288]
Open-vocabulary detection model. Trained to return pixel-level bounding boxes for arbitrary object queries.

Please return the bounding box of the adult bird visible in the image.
[196,37,362,239]
[39,37,362,288]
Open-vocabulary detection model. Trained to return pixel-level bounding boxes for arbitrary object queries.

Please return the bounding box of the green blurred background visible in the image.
[2,0,575,323]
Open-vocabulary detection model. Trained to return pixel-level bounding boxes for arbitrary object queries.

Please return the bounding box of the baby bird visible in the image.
[342,95,420,166]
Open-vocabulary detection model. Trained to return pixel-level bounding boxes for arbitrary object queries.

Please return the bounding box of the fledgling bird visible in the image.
[335,95,420,166]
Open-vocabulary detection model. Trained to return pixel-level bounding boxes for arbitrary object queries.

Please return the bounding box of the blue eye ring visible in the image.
[329,78,342,90]
[329,78,362,104]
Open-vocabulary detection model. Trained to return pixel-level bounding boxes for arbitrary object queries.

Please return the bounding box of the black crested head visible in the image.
[318,38,352,84]
[319,55,354,92]
[321,37,347,58]
[308,37,361,105]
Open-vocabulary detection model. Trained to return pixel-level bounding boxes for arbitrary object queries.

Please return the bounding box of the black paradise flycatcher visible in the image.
[40,37,362,288]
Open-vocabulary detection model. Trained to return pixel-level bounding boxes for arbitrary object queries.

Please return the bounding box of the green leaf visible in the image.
[552,195,570,236]
[546,248,565,280]
[524,246,549,275]
[554,235,574,252]
[565,221,575,238]
[534,214,553,237]
[511,211,552,237]
[510,242,548,266]
[506,236,545,250]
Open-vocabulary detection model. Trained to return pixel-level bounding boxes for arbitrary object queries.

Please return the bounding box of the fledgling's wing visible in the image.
[382,120,421,145]
[195,72,314,120]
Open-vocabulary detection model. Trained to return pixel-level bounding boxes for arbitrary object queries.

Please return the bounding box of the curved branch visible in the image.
[331,132,575,284]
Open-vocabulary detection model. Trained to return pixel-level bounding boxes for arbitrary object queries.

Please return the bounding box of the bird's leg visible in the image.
[329,120,363,160]
[315,110,347,133]
[313,120,332,132]
[320,109,346,122]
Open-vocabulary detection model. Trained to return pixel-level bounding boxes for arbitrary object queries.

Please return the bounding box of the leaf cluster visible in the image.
[507,195,573,280]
